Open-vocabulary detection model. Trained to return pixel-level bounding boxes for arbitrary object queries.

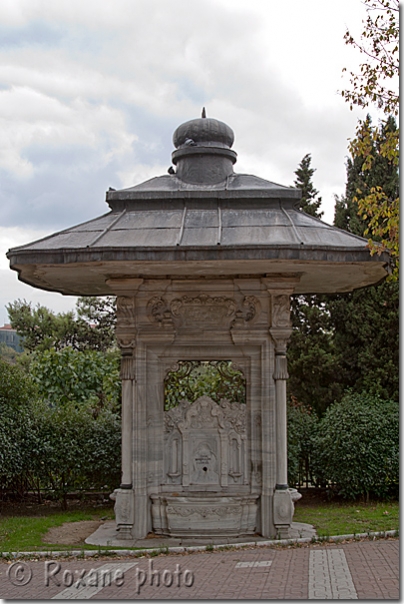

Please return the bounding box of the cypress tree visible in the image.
[288,156,339,415]
[328,115,399,402]
[294,153,323,218]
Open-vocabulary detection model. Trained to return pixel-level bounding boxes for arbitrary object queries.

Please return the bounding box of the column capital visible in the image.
[269,327,292,353]
[273,353,289,380]
[120,355,136,380]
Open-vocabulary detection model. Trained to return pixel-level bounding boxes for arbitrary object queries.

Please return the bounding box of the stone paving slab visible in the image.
[0,538,398,600]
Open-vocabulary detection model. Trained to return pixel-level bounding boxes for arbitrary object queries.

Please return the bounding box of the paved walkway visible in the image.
[0,538,398,599]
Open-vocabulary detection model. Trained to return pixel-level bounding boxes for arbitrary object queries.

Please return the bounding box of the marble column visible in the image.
[274,340,289,490]
[112,295,137,539]
[269,293,293,538]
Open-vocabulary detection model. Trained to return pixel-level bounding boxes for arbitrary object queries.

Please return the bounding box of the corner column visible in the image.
[112,293,138,539]
[269,293,293,538]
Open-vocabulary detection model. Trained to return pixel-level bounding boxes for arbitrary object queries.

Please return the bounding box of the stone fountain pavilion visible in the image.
[7,112,389,540]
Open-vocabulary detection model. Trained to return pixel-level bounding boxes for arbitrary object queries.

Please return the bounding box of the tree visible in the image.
[293,154,323,218]
[30,347,121,414]
[342,0,399,277]
[334,115,398,233]
[7,296,117,353]
[287,296,342,415]
[288,156,338,415]
[348,115,399,276]
[329,115,399,403]
[342,0,399,116]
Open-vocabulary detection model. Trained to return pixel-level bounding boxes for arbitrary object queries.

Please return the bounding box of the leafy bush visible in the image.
[0,359,42,495]
[30,347,120,412]
[312,392,399,500]
[0,358,121,505]
[287,398,318,487]
[35,403,121,507]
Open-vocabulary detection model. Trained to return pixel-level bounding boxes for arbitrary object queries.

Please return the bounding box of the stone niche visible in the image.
[151,395,258,537]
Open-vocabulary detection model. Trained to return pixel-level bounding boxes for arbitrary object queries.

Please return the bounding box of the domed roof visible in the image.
[173,110,234,149]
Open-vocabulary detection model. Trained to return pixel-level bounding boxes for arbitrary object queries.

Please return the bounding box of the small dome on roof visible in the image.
[173,112,234,149]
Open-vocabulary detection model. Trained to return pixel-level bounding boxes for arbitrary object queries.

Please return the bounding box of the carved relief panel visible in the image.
[163,396,248,489]
[147,294,260,330]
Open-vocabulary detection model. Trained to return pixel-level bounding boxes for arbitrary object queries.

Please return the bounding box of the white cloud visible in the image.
[0,0,378,317]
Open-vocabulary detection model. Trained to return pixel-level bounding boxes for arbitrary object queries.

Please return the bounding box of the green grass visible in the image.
[293,501,399,537]
[0,500,399,553]
[0,508,116,553]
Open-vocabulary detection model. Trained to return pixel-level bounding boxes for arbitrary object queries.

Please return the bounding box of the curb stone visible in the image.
[0,529,398,559]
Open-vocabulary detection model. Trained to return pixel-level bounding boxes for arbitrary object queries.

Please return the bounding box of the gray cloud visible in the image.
[0,0,372,318]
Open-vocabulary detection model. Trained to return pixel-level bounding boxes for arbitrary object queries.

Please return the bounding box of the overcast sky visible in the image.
[0,0,376,324]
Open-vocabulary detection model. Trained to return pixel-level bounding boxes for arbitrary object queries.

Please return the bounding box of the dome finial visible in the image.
[201,107,206,118]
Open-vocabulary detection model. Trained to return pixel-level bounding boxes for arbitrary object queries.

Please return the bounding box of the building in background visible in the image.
[0,324,23,353]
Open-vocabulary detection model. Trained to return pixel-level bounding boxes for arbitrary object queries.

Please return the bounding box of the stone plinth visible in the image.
[151,494,258,538]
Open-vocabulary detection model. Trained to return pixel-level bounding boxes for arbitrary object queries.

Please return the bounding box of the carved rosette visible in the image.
[146,296,173,326]
[147,294,260,329]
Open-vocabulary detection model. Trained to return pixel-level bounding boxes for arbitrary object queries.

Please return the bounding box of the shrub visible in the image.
[0,357,121,504]
[30,347,121,412]
[35,402,121,507]
[0,359,42,496]
[287,398,318,487]
[312,392,399,500]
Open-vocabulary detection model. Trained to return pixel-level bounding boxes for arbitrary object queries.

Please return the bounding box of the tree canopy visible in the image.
[293,153,323,218]
[341,0,399,278]
[7,296,116,353]
[342,0,399,116]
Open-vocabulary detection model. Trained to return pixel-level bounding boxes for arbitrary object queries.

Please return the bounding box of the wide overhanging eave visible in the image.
[8,243,391,267]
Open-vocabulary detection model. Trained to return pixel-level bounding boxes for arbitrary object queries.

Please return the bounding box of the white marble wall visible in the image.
[112,276,299,539]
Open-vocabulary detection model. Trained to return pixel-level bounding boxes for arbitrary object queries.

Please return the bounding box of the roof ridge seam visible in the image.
[281,206,304,245]
[177,204,187,246]
[87,209,127,248]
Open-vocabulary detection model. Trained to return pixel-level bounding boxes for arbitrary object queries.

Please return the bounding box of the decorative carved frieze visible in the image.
[164,396,246,437]
[171,294,236,328]
[147,294,260,329]
[166,505,236,518]
[231,296,261,328]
